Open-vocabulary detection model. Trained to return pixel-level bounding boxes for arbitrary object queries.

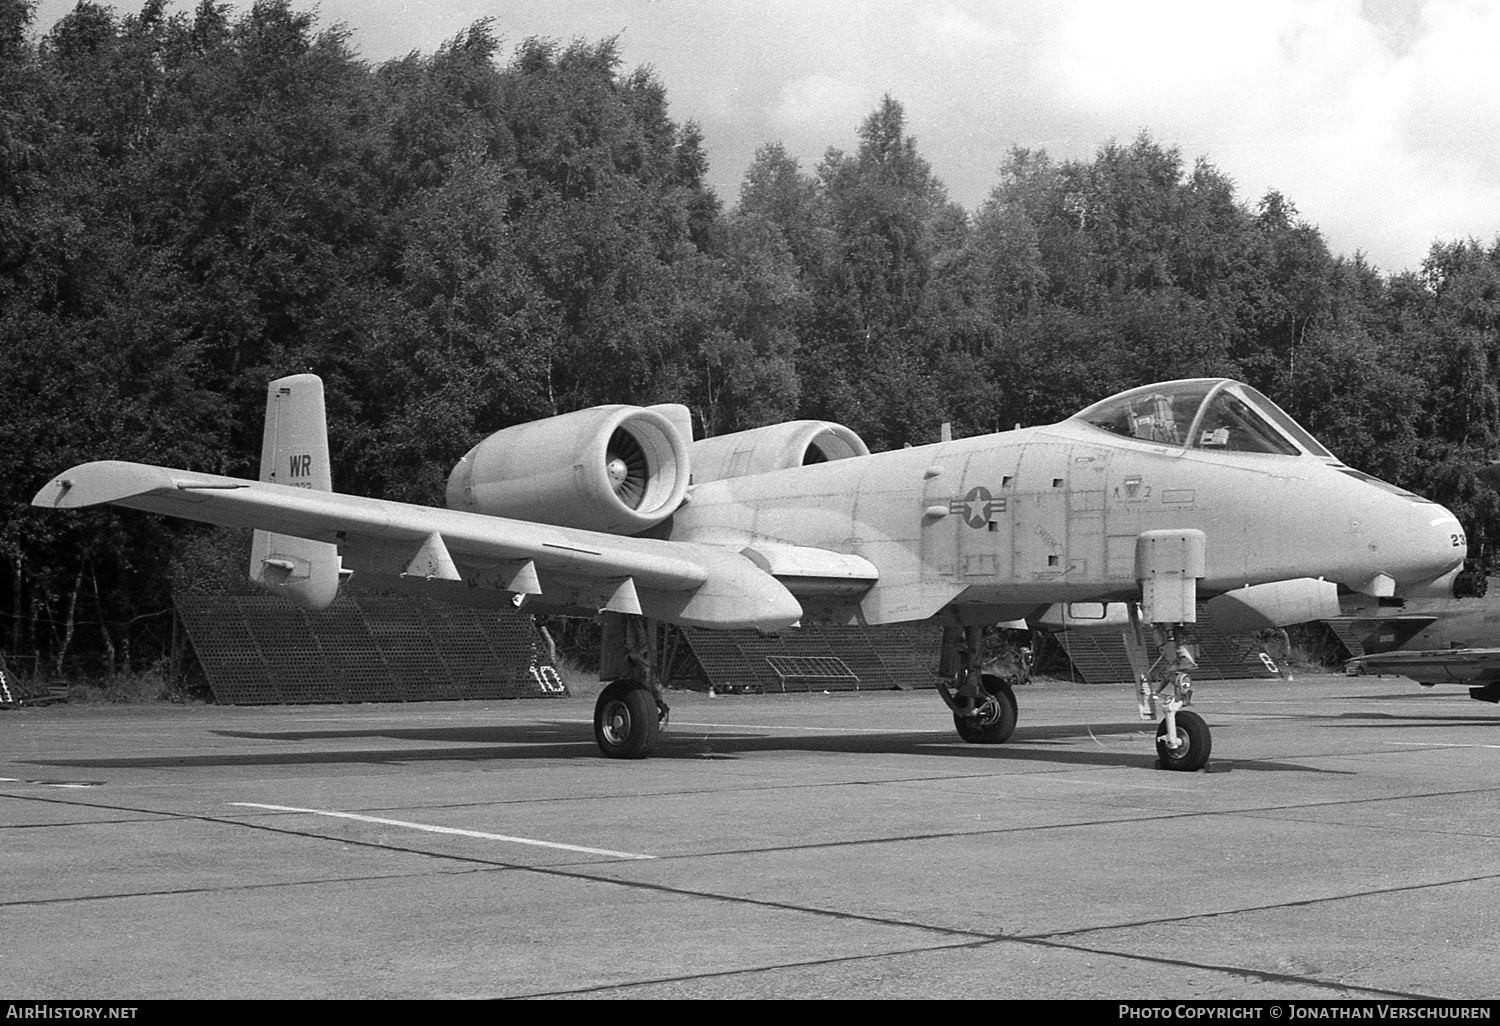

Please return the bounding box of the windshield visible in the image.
[1072,379,1330,457]
[1238,385,1333,457]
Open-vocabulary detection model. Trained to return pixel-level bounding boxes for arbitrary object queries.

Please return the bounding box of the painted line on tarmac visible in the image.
[230,802,655,860]
[1387,741,1500,750]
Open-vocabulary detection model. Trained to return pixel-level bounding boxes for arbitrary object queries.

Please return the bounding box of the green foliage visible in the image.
[6,3,1500,678]
[65,656,202,703]
[1283,623,1348,671]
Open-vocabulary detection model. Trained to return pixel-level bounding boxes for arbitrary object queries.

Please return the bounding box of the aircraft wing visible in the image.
[1350,648,1500,685]
[32,460,834,631]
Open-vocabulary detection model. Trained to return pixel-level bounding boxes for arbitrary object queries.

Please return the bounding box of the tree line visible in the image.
[4,0,1500,680]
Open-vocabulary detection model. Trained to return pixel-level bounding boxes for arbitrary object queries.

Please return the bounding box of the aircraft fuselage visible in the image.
[674,420,1466,626]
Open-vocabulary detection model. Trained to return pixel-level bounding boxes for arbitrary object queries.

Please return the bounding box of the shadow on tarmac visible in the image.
[20,718,1340,775]
[1313,711,1500,727]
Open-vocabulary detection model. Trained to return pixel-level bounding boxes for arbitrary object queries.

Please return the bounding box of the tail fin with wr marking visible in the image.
[250,374,342,610]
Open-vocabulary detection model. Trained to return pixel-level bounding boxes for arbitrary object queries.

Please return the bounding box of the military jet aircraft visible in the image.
[1342,577,1500,701]
[1335,576,1494,659]
[33,375,1468,770]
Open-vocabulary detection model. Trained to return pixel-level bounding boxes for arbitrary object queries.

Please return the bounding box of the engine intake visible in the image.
[446,405,690,535]
[691,421,869,484]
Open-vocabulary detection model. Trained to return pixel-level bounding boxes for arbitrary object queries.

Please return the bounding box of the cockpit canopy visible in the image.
[1072,379,1333,458]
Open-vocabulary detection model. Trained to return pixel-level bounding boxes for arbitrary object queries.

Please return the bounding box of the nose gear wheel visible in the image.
[1155,709,1211,771]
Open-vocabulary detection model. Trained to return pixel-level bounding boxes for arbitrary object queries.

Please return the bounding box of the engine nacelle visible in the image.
[690,420,869,485]
[446,405,691,535]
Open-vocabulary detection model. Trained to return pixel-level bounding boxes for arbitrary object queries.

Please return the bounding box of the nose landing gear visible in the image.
[1128,616,1213,772]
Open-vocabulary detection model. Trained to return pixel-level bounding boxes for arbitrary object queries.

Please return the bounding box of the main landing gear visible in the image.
[592,613,670,759]
[936,625,1023,744]
[593,677,669,759]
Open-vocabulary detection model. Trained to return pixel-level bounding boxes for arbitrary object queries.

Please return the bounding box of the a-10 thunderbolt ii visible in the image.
[1337,577,1500,699]
[33,375,1470,770]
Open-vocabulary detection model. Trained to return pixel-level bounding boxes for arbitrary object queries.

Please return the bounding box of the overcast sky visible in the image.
[29,0,1500,276]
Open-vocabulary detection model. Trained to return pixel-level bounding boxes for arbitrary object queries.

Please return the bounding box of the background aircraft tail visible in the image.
[249,374,342,610]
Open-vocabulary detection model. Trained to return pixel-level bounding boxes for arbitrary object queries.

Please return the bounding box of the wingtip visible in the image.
[31,461,178,509]
[31,475,73,509]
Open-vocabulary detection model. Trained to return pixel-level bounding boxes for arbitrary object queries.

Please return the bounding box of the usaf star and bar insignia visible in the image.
[948,486,1006,529]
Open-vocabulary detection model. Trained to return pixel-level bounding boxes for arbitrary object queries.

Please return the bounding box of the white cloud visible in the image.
[1399,2,1500,167]
[1052,1,1283,109]
[25,0,1500,271]
[917,3,1016,50]
[1032,0,1500,270]
[773,74,868,129]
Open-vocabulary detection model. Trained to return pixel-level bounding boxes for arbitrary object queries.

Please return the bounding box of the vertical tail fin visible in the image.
[249,374,342,610]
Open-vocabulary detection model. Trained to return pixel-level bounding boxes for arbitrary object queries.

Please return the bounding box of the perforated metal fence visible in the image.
[1049,607,1285,684]
[175,596,563,705]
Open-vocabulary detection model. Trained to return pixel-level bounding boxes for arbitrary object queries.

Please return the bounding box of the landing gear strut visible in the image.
[1128,614,1212,772]
[593,613,670,759]
[1129,528,1214,771]
[938,625,1023,745]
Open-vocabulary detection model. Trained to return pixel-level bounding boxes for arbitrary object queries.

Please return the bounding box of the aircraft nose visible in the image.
[1402,501,1465,584]
[1330,469,1466,596]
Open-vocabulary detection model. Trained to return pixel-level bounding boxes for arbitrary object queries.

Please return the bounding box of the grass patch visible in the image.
[66,660,209,705]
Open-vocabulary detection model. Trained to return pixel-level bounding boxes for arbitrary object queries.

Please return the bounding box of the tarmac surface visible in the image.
[2,672,1499,1000]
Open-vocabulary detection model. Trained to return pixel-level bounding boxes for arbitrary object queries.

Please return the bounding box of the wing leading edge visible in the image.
[32,460,822,631]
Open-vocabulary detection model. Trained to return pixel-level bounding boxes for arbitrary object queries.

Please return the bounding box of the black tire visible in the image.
[593,679,660,759]
[1156,709,1211,771]
[953,674,1019,744]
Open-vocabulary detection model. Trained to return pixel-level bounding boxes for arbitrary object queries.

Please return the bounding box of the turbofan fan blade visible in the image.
[606,429,648,509]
